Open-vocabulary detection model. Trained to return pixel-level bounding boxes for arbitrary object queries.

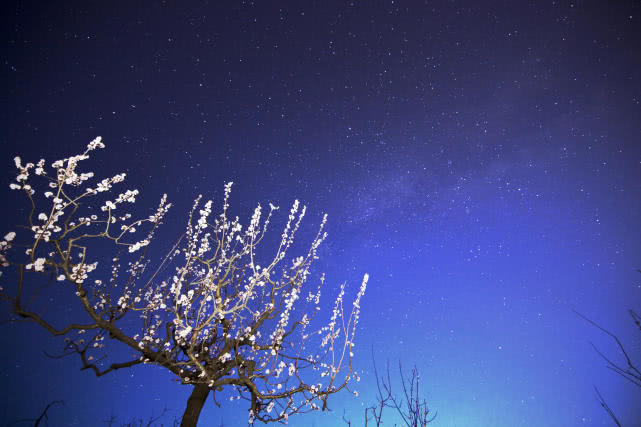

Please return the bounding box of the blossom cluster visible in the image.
[1,137,368,424]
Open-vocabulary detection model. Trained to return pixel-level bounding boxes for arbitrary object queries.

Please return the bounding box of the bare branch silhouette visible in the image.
[8,400,64,427]
[594,386,622,427]
[576,271,640,425]
[575,310,641,389]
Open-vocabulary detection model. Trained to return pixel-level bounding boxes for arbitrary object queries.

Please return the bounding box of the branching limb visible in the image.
[594,386,622,427]
[574,310,641,388]
[8,400,63,427]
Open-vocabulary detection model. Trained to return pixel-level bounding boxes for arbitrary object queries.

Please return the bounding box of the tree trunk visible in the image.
[180,384,210,427]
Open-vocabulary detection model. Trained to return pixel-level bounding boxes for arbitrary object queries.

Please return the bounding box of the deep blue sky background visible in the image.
[1,1,640,425]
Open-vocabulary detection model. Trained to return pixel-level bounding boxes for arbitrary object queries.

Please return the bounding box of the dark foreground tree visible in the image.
[0,137,368,426]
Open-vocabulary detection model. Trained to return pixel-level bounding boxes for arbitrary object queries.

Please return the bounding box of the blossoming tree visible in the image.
[0,137,368,426]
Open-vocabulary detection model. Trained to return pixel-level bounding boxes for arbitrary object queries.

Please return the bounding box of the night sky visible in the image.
[2,1,641,426]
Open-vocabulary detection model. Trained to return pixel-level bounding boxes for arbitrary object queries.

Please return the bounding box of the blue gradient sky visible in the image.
[2,1,640,426]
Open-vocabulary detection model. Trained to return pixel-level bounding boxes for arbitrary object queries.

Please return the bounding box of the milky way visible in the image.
[2,1,640,425]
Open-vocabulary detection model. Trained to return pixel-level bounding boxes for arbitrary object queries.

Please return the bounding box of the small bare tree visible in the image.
[1,137,368,426]
[343,348,436,426]
[102,406,179,427]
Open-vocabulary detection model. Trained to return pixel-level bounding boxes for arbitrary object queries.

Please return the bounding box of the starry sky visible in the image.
[2,1,640,426]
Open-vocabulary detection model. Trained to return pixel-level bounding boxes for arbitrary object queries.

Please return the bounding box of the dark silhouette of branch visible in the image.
[576,271,640,425]
[342,409,352,426]
[9,400,64,427]
[575,310,641,389]
[594,386,621,427]
[630,308,641,332]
